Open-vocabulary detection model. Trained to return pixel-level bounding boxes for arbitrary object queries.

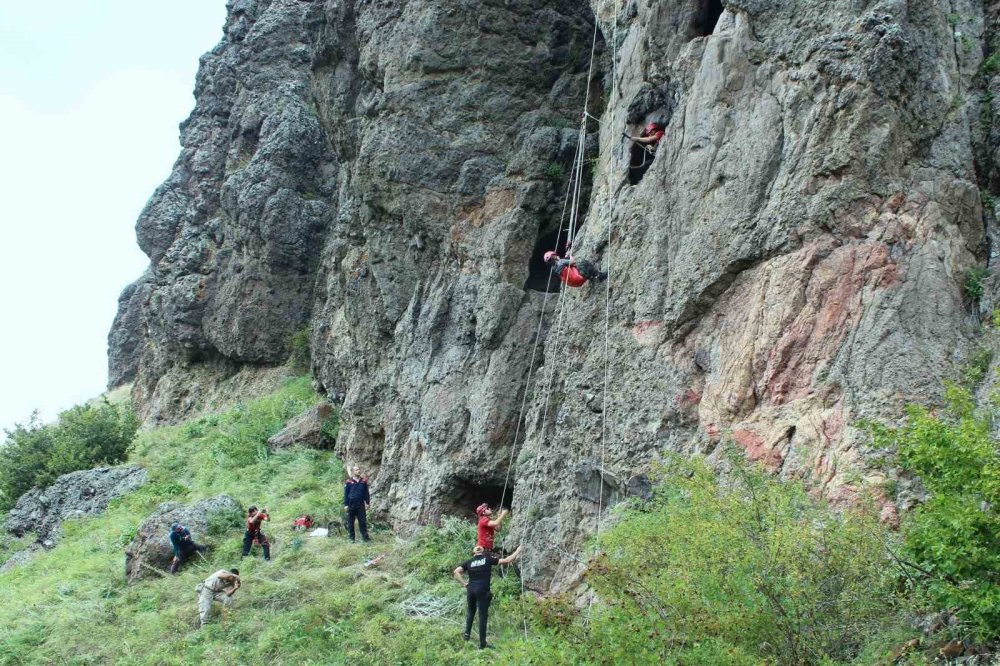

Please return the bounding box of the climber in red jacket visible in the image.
[544,251,607,288]
[626,121,666,184]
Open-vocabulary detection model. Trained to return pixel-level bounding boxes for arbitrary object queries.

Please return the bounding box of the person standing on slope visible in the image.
[241,505,271,560]
[453,544,524,650]
[475,503,508,556]
[344,466,371,542]
[197,568,240,627]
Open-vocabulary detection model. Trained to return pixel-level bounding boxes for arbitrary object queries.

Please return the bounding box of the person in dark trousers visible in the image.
[169,522,207,574]
[343,466,371,542]
[543,251,607,288]
[453,544,524,650]
[241,505,271,560]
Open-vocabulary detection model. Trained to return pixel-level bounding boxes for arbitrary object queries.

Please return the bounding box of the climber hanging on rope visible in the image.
[625,121,665,184]
[453,544,524,650]
[544,251,607,288]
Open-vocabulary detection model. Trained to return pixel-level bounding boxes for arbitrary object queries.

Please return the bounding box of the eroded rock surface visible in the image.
[110,0,998,590]
[6,466,148,546]
[124,495,240,584]
[267,402,335,451]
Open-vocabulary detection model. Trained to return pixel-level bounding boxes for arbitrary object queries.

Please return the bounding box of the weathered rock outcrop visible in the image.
[6,466,148,546]
[124,495,240,583]
[110,0,997,590]
[267,402,335,451]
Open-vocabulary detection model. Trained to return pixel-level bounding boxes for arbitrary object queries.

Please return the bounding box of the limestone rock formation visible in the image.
[267,402,335,451]
[124,495,240,583]
[6,466,148,547]
[109,0,999,589]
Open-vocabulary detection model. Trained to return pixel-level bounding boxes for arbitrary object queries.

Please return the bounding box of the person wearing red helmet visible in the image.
[630,121,666,147]
[475,503,509,554]
[626,120,666,184]
[543,251,607,288]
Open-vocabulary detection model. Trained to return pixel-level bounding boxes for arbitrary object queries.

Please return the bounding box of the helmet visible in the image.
[543,251,558,263]
[645,121,663,133]
[475,503,490,516]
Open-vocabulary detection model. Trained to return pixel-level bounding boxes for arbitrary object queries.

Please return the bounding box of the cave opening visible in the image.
[438,476,513,521]
[525,224,570,292]
[628,141,656,185]
[692,0,724,38]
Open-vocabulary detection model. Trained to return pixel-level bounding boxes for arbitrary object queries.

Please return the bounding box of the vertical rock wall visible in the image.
[110,0,994,590]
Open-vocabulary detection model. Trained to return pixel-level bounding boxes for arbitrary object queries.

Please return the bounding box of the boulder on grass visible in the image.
[267,403,334,451]
[6,466,148,547]
[124,495,241,584]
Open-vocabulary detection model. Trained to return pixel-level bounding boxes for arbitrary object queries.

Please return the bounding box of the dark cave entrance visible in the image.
[439,476,513,520]
[628,142,656,185]
[525,225,569,292]
[691,0,724,37]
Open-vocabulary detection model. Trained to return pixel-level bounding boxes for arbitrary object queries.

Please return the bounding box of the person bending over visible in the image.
[197,568,240,627]
[169,522,207,574]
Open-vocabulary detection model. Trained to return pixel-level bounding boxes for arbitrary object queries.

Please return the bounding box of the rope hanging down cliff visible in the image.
[492,15,612,638]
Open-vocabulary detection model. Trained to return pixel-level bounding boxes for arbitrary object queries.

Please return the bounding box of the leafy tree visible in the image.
[0,401,138,511]
[868,383,1000,639]
[577,454,905,665]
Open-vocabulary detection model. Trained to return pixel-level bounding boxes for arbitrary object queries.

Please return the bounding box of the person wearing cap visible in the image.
[343,465,371,542]
[475,504,509,555]
[543,252,608,288]
[453,544,524,649]
[169,522,207,574]
[197,568,240,627]
[241,506,271,560]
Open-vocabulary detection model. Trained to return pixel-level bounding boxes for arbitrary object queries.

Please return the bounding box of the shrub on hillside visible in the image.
[575,454,907,665]
[0,401,138,511]
[407,516,478,582]
[867,383,1000,640]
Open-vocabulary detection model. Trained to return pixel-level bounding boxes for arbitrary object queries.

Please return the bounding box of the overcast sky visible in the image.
[0,1,227,433]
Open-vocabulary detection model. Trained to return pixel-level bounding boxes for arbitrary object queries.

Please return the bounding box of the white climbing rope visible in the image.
[594,0,621,581]
[505,17,603,639]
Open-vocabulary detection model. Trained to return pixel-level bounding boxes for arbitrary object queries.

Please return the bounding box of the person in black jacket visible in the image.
[453,544,524,650]
[343,466,371,542]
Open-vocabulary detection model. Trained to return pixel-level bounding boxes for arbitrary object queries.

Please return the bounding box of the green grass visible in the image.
[0,378,938,665]
[0,378,535,665]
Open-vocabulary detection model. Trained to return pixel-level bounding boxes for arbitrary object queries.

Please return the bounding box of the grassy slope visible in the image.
[0,378,558,666]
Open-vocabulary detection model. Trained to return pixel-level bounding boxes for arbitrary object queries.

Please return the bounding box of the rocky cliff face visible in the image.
[110,0,998,590]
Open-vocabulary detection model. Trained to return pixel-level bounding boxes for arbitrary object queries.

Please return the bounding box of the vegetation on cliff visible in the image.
[4,376,1000,663]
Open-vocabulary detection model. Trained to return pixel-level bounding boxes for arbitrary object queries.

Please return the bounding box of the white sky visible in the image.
[0,1,227,433]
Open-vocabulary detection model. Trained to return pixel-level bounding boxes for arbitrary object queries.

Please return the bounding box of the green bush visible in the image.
[0,401,138,510]
[574,454,907,665]
[544,162,566,183]
[963,265,990,300]
[868,384,1000,640]
[288,327,311,372]
[982,52,1000,76]
[406,516,477,582]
